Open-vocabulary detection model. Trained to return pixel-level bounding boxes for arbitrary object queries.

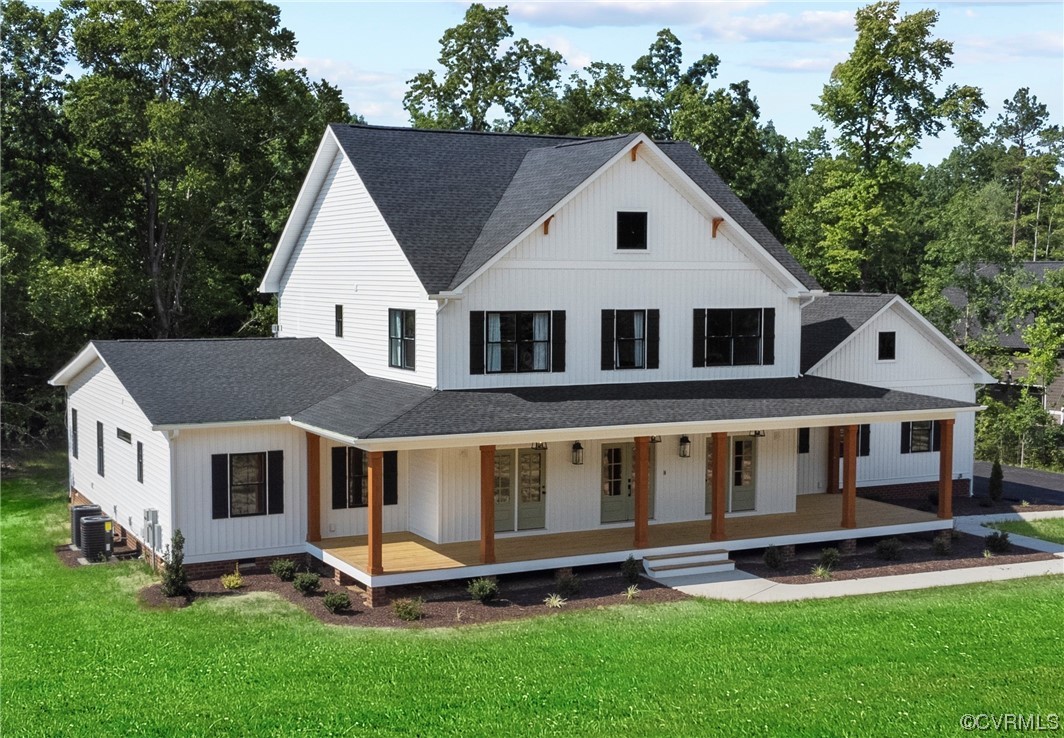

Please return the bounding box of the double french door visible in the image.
[600,442,656,523]
[705,435,757,513]
[494,449,546,532]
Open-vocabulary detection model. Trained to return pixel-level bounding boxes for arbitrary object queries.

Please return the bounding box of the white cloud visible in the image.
[746,56,840,74]
[695,10,855,43]
[534,34,594,70]
[955,30,1064,63]
[503,1,765,28]
[278,55,408,125]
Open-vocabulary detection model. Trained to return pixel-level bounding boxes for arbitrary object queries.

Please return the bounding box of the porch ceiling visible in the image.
[312,495,940,577]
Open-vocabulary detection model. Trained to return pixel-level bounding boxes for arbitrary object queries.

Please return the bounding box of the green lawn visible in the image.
[3,457,1063,737]
[989,518,1064,545]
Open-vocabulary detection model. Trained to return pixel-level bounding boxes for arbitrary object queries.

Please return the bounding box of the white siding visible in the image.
[437,155,801,389]
[810,304,980,484]
[797,427,829,494]
[319,440,408,537]
[171,425,307,563]
[277,151,437,386]
[66,360,172,550]
[406,449,440,541]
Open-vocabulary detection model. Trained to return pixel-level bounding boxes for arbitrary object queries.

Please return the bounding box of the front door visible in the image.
[705,436,757,513]
[495,449,546,532]
[601,443,655,523]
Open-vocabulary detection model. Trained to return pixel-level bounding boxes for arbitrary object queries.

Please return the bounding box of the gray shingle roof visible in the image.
[327,124,820,294]
[800,293,895,373]
[92,338,369,426]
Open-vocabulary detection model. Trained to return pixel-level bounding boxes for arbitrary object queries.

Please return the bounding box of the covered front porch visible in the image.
[309,494,948,587]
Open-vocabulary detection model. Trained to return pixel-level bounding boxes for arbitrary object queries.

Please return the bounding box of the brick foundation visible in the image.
[363,586,389,608]
[183,553,314,581]
[778,544,797,563]
[838,539,857,555]
[857,479,970,502]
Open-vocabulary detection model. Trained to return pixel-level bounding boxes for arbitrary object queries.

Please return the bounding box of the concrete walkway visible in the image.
[665,510,1064,602]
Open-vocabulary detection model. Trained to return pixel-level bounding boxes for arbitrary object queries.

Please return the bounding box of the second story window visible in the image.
[617,211,648,250]
[602,309,659,370]
[335,305,343,338]
[389,309,415,370]
[878,331,896,361]
[693,308,775,367]
[469,311,566,375]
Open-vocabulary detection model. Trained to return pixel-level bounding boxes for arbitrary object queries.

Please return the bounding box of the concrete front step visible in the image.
[643,548,735,578]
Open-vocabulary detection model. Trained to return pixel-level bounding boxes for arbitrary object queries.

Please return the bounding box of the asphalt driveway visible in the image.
[973,461,1064,505]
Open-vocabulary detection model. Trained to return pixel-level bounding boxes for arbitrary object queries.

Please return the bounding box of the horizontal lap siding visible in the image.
[277,151,436,386]
[172,425,306,563]
[319,440,408,537]
[437,155,800,389]
[66,361,172,549]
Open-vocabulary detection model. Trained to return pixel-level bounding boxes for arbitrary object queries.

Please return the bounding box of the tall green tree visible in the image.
[629,28,718,140]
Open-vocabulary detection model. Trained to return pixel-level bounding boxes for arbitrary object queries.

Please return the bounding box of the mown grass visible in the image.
[3,457,1063,737]
[989,518,1064,545]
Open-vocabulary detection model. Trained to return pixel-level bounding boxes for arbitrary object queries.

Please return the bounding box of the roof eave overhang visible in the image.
[48,342,104,386]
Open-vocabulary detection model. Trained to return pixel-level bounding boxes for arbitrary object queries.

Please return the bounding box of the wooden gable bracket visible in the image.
[630,142,642,161]
[711,217,725,238]
[543,215,555,235]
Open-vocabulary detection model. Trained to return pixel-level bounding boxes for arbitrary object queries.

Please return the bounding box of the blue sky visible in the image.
[272,0,1063,164]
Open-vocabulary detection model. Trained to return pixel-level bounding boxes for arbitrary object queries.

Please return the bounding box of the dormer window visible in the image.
[878,331,896,361]
[617,212,647,250]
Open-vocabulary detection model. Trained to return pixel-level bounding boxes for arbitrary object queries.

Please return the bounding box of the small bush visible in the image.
[160,529,189,597]
[818,547,840,569]
[621,555,641,585]
[932,537,952,556]
[270,558,296,582]
[984,531,1011,554]
[874,538,903,561]
[220,563,243,590]
[983,548,993,559]
[763,545,784,570]
[393,597,424,622]
[467,577,499,603]
[988,459,1003,503]
[555,571,581,598]
[624,585,640,601]
[1021,499,1031,508]
[543,593,567,609]
[323,592,351,614]
[292,572,321,596]
[812,564,833,580]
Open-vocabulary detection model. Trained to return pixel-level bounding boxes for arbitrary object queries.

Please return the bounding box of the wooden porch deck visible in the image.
[312,495,941,578]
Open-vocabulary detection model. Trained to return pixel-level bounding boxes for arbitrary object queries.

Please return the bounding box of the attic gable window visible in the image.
[693,308,775,367]
[617,212,647,250]
[878,331,896,361]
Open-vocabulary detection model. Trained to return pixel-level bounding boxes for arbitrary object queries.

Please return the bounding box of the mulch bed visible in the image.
[737,530,1058,585]
[54,540,142,568]
[136,564,690,628]
[868,493,1064,517]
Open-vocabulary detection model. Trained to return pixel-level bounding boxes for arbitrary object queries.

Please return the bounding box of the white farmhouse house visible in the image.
[50,124,994,599]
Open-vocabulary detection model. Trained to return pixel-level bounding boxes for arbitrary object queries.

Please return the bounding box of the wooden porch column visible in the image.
[938,418,955,520]
[633,436,650,548]
[827,426,840,493]
[305,432,321,542]
[367,450,384,576]
[710,432,728,541]
[479,445,496,564]
[841,424,858,529]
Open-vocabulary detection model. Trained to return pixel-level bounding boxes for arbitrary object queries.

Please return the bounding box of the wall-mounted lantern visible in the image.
[679,435,692,458]
[571,442,584,465]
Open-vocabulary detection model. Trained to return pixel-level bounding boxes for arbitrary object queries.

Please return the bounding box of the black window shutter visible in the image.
[693,309,706,368]
[646,309,660,369]
[762,308,776,365]
[859,424,871,457]
[331,447,347,509]
[211,454,229,519]
[900,422,911,454]
[797,427,810,454]
[267,450,284,514]
[384,450,398,505]
[469,311,485,375]
[601,310,615,370]
[932,421,942,452]
[551,311,566,372]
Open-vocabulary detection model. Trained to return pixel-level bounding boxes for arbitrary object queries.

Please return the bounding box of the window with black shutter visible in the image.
[211,450,284,519]
[470,311,564,374]
[797,427,810,454]
[601,309,659,370]
[837,425,871,457]
[900,421,937,454]
[693,308,775,367]
[331,447,399,509]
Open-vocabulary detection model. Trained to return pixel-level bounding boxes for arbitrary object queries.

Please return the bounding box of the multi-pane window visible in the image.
[388,309,416,370]
[117,428,132,443]
[901,420,940,454]
[96,421,104,477]
[230,452,267,516]
[334,305,343,338]
[616,211,648,250]
[71,408,78,459]
[342,447,368,508]
[602,309,659,370]
[694,308,775,367]
[211,451,283,519]
[838,424,871,457]
[878,331,896,360]
[331,448,398,509]
[136,442,144,484]
[486,311,551,373]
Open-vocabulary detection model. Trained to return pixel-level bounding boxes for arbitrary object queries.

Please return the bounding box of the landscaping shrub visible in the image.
[874,538,903,561]
[624,585,640,601]
[933,537,952,556]
[393,597,424,622]
[621,554,641,584]
[818,547,840,569]
[985,531,1011,554]
[989,459,1004,503]
[220,563,243,590]
[555,571,581,597]
[323,592,351,614]
[812,564,833,580]
[763,545,784,570]
[292,572,321,596]
[543,593,567,609]
[160,529,189,597]
[467,577,499,603]
[270,558,296,582]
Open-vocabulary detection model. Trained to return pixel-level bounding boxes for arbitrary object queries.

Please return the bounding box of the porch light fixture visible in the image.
[532,442,549,451]
[571,442,584,465]
[649,436,662,443]
[678,435,692,458]
[752,430,766,437]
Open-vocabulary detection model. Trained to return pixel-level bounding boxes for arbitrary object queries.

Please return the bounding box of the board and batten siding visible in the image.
[797,427,829,495]
[171,425,307,563]
[317,440,409,538]
[436,154,801,390]
[809,304,980,484]
[434,433,797,544]
[406,448,441,541]
[277,150,437,387]
[66,360,172,550]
